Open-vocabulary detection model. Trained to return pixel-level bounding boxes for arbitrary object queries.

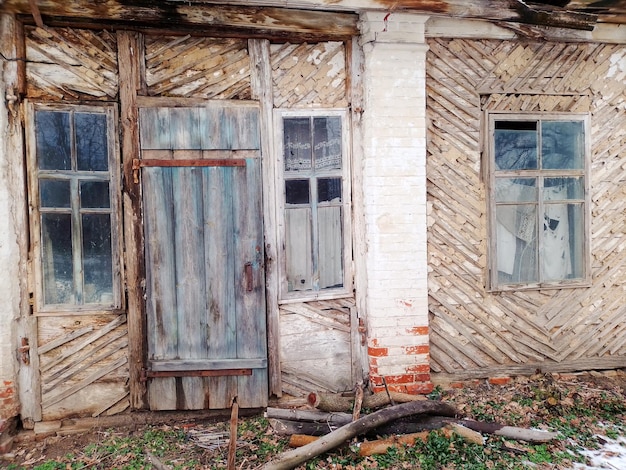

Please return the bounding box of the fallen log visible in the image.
[268,418,342,436]
[265,407,352,426]
[262,400,457,470]
[372,416,557,443]
[286,424,483,457]
[308,391,427,412]
[458,419,558,442]
[357,423,485,457]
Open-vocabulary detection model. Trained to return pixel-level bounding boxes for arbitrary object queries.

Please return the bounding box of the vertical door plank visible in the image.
[204,166,238,408]
[147,377,177,410]
[143,168,178,360]
[199,107,222,150]
[234,159,268,408]
[139,107,171,150]
[170,107,201,149]
[172,167,207,408]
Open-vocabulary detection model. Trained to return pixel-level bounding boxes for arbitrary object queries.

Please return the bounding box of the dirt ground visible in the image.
[2,370,626,469]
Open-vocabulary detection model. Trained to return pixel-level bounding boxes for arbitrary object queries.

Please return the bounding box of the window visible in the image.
[28,104,122,312]
[488,113,590,290]
[276,110,351,299]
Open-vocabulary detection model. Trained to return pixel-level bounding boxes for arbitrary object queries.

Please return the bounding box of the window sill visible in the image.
[488,279,592,293]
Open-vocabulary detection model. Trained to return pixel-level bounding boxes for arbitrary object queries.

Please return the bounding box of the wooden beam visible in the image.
[1,0,358,38]
[117,30,148,410]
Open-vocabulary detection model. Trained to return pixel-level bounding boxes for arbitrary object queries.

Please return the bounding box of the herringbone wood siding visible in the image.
[144,35,252,99]
[426,38,626,379]
[25,26,118,100]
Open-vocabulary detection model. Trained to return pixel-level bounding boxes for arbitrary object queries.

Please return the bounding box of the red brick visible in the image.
[414,373,431,383]
[406,364,430,374]
[450,382,465,389]
[368,346,389,357]
[488,377,511,386]
[403,345,430,355]
[405,382,434,395]
[384,374,416,385]
[406,326,429,336]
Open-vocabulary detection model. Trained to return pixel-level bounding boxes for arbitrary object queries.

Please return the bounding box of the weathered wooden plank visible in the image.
[140,150,260,160]
[5,1,359,38]
[234,159,268,408]
[40,314,127,372]
[143,168,178,363]
[42,355,128,408]
[92,390,130,417]
[43,331,128,393]
[149,359,266,371]
[249,38,282,397]
[37,325,93,354]
[203,166,237,409]
[173,167,208,360]
[117,30,147,410]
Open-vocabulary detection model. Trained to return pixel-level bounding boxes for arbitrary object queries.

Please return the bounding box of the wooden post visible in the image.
[117,30,148,410]
[227,396,239,470]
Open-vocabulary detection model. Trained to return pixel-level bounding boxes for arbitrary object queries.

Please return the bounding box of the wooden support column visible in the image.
[1,13,41,425]
[117,30,148,409]
[248,38,282,397]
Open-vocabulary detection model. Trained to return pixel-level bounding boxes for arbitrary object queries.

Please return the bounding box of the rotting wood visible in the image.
[117,30,148,410]
[262,400,457,470]
[270,412,558,444]
[265,407,352,426]
[308,391,427,412]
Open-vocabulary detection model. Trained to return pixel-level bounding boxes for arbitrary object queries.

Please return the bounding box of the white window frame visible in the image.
[26,102,124,315]
[274,108,353,302]
[487,112,591,292]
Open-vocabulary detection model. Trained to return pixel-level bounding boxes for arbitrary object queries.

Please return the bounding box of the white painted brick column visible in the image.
[359,12,432,394]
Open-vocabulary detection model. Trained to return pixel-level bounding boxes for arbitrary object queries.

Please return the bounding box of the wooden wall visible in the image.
[270,41,364,396]
[426,38,626,380]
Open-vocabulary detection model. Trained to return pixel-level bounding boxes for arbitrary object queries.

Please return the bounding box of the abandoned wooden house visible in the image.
[0,0,624,441]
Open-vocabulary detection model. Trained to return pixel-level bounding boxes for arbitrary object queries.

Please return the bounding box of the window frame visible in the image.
[486,111,592,292]
[26,101,124,315]
[274,108,353,302]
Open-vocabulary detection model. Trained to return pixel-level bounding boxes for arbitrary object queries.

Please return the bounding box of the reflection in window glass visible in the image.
[40,179,71,208]
[35,107,116,308]
[80,181,110,208]
[82,214,113,303]
[492,116,587,288]
[41,214,73,304]
[36,111,71,170]
[494,121,537,170]
[541,121,584,170]
[76,113,109,171]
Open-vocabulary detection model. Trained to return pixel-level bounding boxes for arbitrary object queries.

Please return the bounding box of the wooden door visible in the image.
[138,103,267,409]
